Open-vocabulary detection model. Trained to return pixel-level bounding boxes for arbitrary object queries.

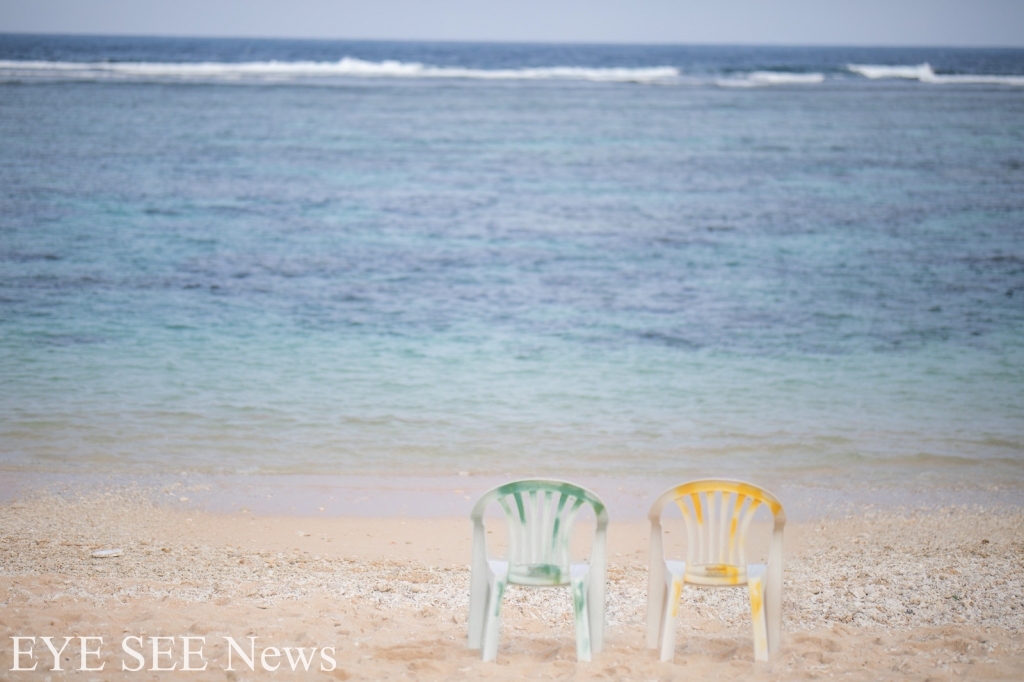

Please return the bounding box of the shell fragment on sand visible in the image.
[91,548,123,558]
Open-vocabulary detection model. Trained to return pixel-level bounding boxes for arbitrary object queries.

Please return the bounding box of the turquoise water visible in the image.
[2,37,1023,486]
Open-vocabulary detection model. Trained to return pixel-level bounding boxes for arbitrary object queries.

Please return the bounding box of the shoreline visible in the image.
[2,487,1022,679]
[2,470,1022,522]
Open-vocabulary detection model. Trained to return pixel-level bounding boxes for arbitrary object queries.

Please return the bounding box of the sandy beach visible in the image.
[2,486,1021,680]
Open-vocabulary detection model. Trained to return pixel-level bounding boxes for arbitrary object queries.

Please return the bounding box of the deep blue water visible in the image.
[1,35,1023,485]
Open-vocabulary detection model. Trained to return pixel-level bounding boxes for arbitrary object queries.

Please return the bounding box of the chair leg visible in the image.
[747,575,769,662]
[482,577,506,662]
[659,576,683,662]
[587,569,605,655]
[467,580,488,650]
[571,575,593,662]
[766,570,782,654]
[646,567,666,649]
[654,572,670,650]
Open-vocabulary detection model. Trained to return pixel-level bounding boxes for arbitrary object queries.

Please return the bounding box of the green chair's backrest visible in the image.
[472,479,608,585]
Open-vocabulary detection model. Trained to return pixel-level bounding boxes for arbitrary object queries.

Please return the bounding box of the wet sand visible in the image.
[1,488,1022,680]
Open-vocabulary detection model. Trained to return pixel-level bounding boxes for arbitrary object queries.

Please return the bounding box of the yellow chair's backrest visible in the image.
[649,479,784,585]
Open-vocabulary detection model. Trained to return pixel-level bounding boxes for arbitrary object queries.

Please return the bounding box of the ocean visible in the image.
[1,35,1023,492]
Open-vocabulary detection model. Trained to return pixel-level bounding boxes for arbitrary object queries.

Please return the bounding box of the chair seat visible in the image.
[489,559,591,587]
[665,560,766,587]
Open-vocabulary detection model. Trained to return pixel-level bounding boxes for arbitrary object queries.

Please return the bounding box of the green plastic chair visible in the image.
[467,479,609,662]
[646,479,785,663]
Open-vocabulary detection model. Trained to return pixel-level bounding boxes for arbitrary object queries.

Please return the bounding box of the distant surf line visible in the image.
[2,57,1021,87]
[0,58,680,83]
[0,57,824,87]
[847,62,1024,86]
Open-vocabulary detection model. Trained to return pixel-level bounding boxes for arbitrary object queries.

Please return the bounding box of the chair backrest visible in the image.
[649,479,784,579]
[471,479,608,585]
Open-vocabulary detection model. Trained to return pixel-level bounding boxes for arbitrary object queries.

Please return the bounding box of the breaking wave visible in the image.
[0,58,680,84]
[7,57,1020,89]
[716,71,825,87]
[0,60,827,88]
[848,63,1024,86]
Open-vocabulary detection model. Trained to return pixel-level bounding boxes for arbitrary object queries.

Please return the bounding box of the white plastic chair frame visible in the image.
[646,479,785,663]
[468,479,609,662]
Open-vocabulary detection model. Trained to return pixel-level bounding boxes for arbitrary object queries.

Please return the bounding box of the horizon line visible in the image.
[2,30,1024,52]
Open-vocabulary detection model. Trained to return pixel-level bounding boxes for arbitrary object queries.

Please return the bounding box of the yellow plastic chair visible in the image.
[468,479,608,662]
[646,479,785,662]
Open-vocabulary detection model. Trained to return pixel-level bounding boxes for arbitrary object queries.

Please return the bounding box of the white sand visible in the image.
[1,489,1022,680]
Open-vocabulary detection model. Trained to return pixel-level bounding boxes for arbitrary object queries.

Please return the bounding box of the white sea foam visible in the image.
[0,58,680,84]
[847,63,933,80]
[848,63,1024,86]
[715,71,826,88]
